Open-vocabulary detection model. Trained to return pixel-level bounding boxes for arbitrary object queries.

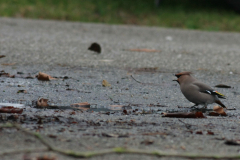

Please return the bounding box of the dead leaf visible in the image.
[102,79,111,87]
[36,98,49,107]
[88,42,101,53]
[66,88,75,91]
[0,70,14,78]
[225,139,240,145]
[71,102,90,111]
[69,111,76,115]
[0,55,5,58]
[71,102,90,108]
[207,131,214,135]
[102,133,128,138]
[0,106,23,114]
[125,48,161,53]
[162,111,206,118]
[17,90,27,93]
[208,106,227,116]
[48,134,57,138]
[141,139,154,145]
[215,84,231,88]
[102,133,119,137]
[37,72,56,81]
[123,109,128,115]
[196,131,203,134]
[181,146,186,150]
[36,155,56,160]
[1,63,16,66]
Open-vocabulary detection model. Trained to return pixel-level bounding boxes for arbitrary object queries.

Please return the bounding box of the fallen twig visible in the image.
[130,75,142,83]
[227,108,236,110]
[1,123,240,159]
[178,119,192,129]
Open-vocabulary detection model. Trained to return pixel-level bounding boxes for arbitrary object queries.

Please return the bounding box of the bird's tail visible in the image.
[215,100,227,108]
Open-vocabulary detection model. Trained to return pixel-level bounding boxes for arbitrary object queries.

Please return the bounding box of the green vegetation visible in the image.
[0,0,240,32]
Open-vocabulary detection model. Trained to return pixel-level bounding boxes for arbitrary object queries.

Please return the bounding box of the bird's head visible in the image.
[175,71,192,78]
[173,71,192,84]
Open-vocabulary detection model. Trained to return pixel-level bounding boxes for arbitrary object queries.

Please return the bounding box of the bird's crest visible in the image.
[175,71,192,78]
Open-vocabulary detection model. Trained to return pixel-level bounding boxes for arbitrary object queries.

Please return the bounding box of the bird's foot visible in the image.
[190,105,198,108]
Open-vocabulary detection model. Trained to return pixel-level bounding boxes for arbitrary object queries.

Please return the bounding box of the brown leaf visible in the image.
[141,139,154,145]
[102,79,111,87]
[215,84,231,88]
[0,70,14,78]
[125,48,161,53]
[48,134,57,138]
[181,146,186,150]
[207,130,214,135]
[36,98,49,107]
[123,109,128,115]
[162,111,206,118]
[208,106,227,116]
[196,131,203,134]
[102,133,119,137]
[36,155,56,160]
[66,88,75,91]
[69,111,76,115]
[225,139,240,145]
[17,90,27,93]
[1,63,16,66]
[88,42,101,53]
[0,106,23,114]
[70,102,90,111]
[102,133,128,138]
[0,55,5,58]
[71,102,90,107]
[37,72,56,81]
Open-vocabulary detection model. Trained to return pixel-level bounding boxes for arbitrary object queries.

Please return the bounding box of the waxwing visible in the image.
[173,72,226,108]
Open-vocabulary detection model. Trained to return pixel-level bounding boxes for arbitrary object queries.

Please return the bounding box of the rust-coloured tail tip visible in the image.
[215,100,227,108]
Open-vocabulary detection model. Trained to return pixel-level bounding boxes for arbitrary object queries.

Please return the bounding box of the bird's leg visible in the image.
[202,104,208,109]
[199,104,207,109]
[190,104,198,108]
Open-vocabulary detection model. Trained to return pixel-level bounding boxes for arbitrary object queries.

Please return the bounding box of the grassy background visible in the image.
[0,0,240,32]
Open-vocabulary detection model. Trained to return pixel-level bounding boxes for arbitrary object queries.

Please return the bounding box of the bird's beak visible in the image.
[173,79,179,84]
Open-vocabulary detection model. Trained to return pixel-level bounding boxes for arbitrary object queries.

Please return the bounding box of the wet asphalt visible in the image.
[0,18,240,160]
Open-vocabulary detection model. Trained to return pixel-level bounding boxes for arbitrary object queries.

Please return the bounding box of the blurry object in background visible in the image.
[156,0,240,12]
[88,42,101,53]
[0,0,239,32]
[226,0,240,12]
[0,55,6,59]
[155,0,161,7]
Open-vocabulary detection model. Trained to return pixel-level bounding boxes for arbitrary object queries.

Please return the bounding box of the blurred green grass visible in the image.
[0,0,240,32]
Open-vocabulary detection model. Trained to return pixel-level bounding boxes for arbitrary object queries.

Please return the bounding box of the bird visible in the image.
[173,71,226,108]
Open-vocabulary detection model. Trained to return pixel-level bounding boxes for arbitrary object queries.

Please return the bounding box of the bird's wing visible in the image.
[192,81,226,99]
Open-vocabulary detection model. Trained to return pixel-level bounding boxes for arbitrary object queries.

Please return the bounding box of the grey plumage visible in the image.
[174,72,226,108]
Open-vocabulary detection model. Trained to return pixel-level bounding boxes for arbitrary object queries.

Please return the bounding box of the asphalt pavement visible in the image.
[0,18,240,160]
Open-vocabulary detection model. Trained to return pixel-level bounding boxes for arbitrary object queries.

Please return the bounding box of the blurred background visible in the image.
[0,0,240,32]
